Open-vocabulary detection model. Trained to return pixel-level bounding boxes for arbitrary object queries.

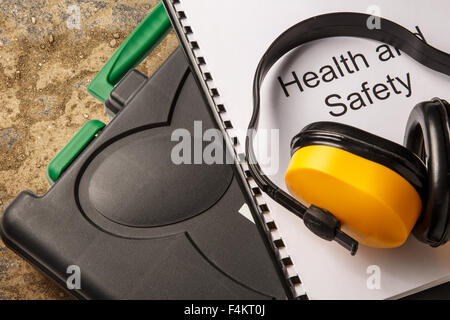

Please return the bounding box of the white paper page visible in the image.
[174,0,450,299]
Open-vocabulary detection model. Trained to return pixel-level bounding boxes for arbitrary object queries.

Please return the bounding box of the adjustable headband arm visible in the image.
[246,12,450,255]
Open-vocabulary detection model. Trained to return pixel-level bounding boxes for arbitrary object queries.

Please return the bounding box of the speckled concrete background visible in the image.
[0,0,178,299]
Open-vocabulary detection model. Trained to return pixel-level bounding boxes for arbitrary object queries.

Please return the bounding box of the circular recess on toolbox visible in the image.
[79,128,233,228]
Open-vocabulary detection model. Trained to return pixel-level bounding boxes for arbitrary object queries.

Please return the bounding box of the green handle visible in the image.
[88,2,172,102]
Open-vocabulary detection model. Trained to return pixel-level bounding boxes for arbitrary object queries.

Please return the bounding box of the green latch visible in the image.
[88,2,172,103]
[47,120,106,185]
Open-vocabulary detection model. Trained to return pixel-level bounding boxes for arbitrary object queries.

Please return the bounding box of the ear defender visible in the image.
[404,98,450,247]
[285,121,428,248]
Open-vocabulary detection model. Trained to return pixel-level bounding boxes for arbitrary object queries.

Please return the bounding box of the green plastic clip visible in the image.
[88,2,172,103]
[47,120,106,185]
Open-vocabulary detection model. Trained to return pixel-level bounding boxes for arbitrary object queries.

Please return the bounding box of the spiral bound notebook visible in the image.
[163,0,450,299]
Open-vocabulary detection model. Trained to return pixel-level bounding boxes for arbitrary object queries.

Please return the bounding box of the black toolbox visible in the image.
[0,47,289,299]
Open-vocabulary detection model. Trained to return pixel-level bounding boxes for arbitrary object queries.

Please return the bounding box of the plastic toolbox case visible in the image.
[0,39,289,299]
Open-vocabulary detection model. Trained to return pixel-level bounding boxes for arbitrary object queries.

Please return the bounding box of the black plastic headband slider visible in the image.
[304,205,340,241]
[304,205,359,255]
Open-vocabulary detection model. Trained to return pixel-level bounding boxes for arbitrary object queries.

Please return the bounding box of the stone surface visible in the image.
[0,0,178,299]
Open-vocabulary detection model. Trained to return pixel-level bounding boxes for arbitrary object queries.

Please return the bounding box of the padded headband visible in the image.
[245,12,450,252]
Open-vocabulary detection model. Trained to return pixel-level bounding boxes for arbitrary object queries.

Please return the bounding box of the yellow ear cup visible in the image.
[285,145,423,248]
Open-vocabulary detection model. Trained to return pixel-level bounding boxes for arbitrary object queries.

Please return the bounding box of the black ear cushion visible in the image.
[291,121,428,200]
[405,98,450,247]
